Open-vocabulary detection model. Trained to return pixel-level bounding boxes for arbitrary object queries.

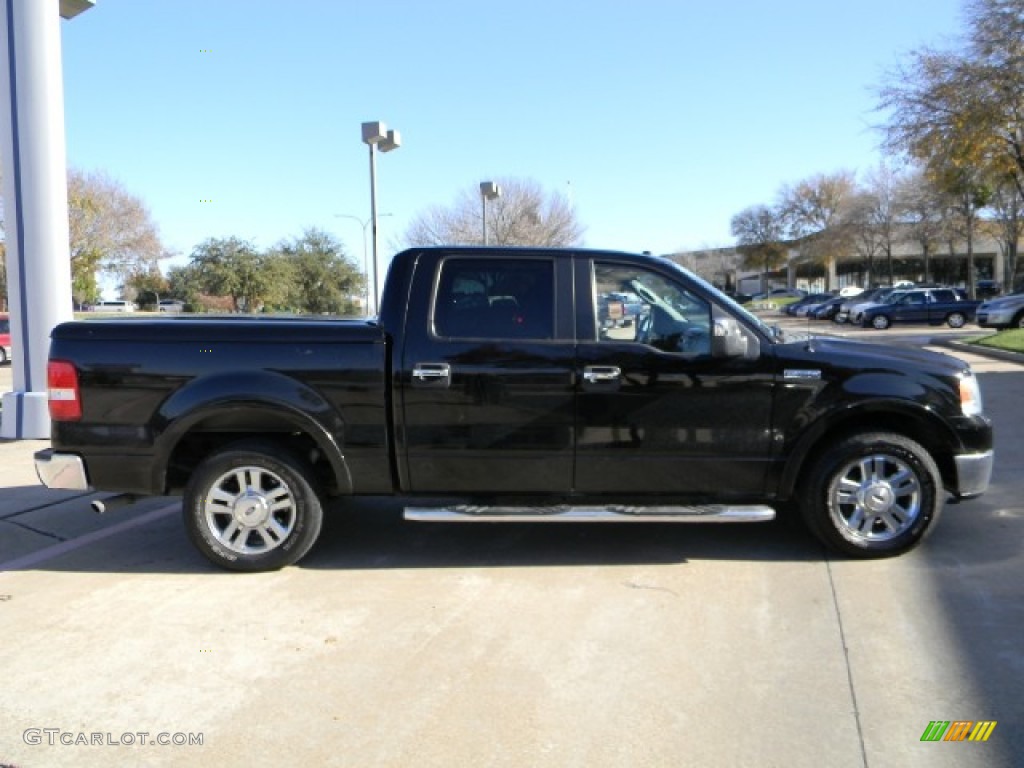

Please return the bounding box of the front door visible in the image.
[574,257,775,498]
[399,252,576,494]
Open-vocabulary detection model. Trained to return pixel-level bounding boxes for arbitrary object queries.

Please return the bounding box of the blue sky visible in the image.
[60,0,966,276]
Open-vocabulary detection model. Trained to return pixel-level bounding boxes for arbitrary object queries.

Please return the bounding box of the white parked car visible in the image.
[158,300,186,313]
[93,300,136,312]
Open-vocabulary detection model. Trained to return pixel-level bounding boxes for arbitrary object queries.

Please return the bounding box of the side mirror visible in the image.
[712,316,750,359]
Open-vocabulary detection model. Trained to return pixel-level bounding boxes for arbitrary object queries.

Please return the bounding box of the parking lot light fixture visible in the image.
[361,121,401,316]
[480,181,501,245]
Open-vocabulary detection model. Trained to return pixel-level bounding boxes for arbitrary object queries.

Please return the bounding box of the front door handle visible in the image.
[412,362,452,388]
[583,365,621,384]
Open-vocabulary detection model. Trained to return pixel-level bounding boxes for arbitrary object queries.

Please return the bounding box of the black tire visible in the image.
[1013,311,1024,329]
[870,314,891,330]
[183,440,323,572]
[0,348,6,364]
[799,432,943,558]
[946,312,966,329]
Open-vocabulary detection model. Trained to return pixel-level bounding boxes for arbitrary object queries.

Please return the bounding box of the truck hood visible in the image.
[774,335,970,378]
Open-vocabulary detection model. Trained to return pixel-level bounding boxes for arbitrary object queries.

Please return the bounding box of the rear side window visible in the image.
[433,258,554,340]
[932,289,956,302]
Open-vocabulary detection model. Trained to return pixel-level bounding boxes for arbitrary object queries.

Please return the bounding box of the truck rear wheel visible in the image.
[946,311,966,328]
[183,441,323,572]
[800,432,943,558]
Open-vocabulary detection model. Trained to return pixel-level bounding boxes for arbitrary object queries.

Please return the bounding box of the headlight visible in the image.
[959,371,984,417]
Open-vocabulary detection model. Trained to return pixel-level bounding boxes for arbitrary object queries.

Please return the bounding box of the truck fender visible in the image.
[152,371,353,495]
[778,397,961,499]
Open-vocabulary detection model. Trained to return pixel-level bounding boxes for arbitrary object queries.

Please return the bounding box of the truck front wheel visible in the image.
[800,432,943,558]
[183,441,324,572]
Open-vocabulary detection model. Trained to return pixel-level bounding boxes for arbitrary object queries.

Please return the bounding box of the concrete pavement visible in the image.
[0,346,1022,767]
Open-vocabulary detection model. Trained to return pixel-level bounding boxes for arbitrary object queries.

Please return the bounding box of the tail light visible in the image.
[48,360,82,421]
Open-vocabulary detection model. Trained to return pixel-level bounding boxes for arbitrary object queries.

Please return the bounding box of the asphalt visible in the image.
[0,339,1021,767]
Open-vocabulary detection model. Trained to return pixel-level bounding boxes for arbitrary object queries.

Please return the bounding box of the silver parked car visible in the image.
[976,290,1024,329]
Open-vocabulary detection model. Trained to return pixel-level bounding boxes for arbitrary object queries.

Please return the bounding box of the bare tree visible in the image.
[730,204,789,293]
[844,192,884,286]
[989,178,1022,289]
[778,171,857,290]
[404,177,584,247]
[897,168,948,284]
[878,0,1024,276]
[67,169,168,304]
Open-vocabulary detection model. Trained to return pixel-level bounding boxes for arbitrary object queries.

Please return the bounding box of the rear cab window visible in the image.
[432,258,555,340]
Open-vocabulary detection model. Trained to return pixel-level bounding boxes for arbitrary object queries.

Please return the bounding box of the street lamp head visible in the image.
[361,121,388,145]
[379,129,401,153]
[480,181,501,200]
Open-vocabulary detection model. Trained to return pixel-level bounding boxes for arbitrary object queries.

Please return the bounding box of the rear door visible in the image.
[397,251,576,494]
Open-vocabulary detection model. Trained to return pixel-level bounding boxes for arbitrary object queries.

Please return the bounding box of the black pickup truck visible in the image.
[35,247,994,571]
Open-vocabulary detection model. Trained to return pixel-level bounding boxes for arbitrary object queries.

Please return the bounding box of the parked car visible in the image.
[835,288,888,324]
[860,288,980,330]
[158,299,186,313]
[784,293,833,316]
[92,300,136,313]
[846,288,907,326]
[811,296,846,321]
[0,313,10,364]
[976,280,1002,299]
[976,289,1024,329]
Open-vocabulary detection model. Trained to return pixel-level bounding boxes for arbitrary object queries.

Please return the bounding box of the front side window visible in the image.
[594,262,711,356]
[433,258,554,340]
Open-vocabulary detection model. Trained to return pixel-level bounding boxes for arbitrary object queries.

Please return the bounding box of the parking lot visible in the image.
[1,331,1022,767]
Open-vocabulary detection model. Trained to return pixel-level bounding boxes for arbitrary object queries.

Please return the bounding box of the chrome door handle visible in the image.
[412,363,451,387]
[583,365,621,384]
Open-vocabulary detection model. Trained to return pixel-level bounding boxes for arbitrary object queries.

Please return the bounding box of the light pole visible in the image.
[480,181,501,245]
[361,121,401,316]
[336,213,391,314]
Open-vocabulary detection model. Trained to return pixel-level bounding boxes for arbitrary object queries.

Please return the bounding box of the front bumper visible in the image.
[34,449,91,491]
[954,450,994,498]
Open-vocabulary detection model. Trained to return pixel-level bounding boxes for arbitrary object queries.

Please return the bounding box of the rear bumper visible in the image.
[34,449,91,491]
[954,450,994,498]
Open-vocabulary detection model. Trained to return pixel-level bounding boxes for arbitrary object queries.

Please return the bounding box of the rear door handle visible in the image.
[582,365,621,384]
[412,362,451,388]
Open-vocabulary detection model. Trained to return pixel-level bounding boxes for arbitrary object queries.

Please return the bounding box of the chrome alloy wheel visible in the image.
[203,466,297,555]
[828,454,922,543]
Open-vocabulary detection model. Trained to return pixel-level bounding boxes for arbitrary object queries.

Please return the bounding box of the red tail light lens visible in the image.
[48,360,82,421]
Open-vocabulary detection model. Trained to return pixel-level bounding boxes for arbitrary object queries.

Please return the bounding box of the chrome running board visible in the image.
[404,504,774,523]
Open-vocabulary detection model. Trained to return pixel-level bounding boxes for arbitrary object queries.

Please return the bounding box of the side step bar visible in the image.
[404,504,775,524]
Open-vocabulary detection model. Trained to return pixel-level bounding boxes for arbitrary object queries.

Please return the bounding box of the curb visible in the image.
[932,337,1024,365]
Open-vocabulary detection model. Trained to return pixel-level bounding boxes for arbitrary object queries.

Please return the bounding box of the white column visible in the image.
[0,0,76,438]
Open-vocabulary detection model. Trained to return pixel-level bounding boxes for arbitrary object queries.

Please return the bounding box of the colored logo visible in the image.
[920,721,997,742]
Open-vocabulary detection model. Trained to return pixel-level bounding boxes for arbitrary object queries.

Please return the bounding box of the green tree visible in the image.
[167,263,206,311]
[125,265,170,310]
[189,237,280,312]
[273,228,364,315]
